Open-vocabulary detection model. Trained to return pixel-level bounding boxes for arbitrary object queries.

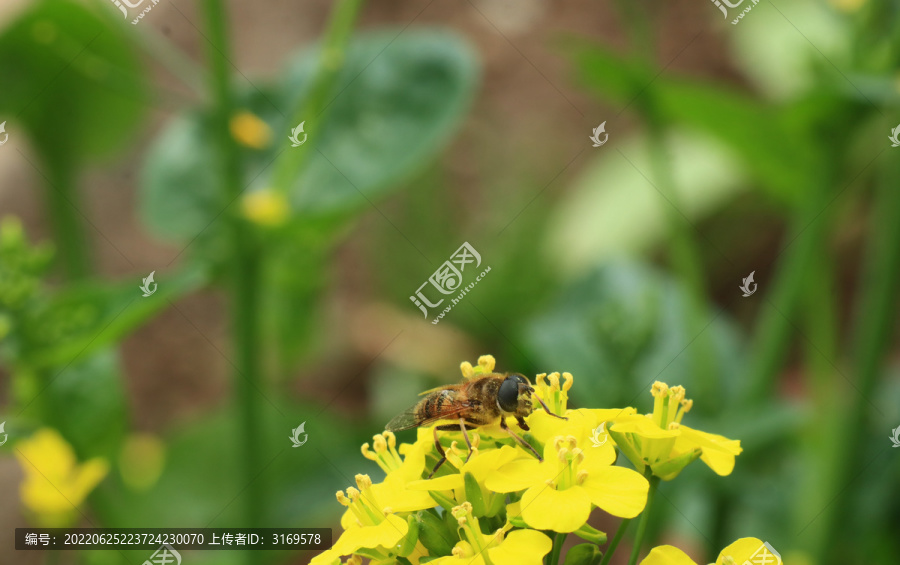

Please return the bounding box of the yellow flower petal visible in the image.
[333,514,408,555]
[519,485,592,532]
[639,545,698,565]
[407,474,463,492]
[579,466,649,518]
[716,537,768,564]
[487,529,553,565]
[484,458,552,493]
[229,111,272,149]
[309,548,343,565]
[677,425,742,477]
[375,476,436,512]
[610,415,678,464]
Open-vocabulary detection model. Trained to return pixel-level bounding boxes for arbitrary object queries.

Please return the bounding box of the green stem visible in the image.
[44,162,90,280]
[272,0,364,193]
[549,532,567,565]
[810,148,900,563]
[627,475,660,565]
[598,519,631,565]
[202,1,264,562]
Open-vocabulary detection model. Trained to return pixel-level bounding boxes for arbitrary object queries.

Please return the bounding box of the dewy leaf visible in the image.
[280,29,479,215]
[0,0,145,163]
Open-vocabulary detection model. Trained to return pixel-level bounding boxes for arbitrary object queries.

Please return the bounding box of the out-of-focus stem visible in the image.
[201,2,264,563]
[813,154,900,562]
[44,162,90,280]
[272,0,364,193]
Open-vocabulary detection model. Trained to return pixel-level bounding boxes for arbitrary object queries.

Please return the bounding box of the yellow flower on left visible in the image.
[229,111,272,149]
[15,429,109,527]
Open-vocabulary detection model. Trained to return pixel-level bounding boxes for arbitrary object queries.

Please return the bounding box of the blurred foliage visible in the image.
[1,0,899,564]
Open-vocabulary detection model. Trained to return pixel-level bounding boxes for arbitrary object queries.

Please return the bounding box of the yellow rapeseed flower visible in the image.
[15,428,109,527]
[641,537,782,565]
[609,382,742,480]
[429,503,552,565]
[229,111,273,149]
[485,435,649,532]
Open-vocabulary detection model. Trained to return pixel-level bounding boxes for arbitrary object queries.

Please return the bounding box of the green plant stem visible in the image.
[272,0,364,193]
[549,531,567,565]
[598,518,631,565]
[202,0,265,560]
[810,152,900,563]
[627,475,659,565]
[44,162,90,280]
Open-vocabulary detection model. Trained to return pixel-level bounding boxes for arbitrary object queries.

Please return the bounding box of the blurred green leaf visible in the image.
[0,0,145,164]
[281,29,478,214]
[44,348,127,459]
[139,29,478,242]
[26,265,207,369]
[565,41,822,205]
[523,259,744,405]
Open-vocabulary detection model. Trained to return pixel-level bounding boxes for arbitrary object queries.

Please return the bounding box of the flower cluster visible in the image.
[312,356,757,565]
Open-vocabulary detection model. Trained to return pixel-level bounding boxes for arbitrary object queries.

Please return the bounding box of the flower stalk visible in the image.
[626,474,659,565]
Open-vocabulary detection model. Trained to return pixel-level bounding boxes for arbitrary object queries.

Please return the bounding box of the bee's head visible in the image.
[498,373,533,414]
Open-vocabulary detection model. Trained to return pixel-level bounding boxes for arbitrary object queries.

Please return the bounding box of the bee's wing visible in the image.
[385,405,421,432]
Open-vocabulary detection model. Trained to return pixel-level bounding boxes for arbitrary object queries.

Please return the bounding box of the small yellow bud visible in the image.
[241,189,289,227]
[229,111,272,150]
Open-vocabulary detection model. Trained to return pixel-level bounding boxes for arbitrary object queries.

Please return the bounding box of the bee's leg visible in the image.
[429,426,447,479]
[515,416,530,431]
[533,394,568,420]
[500,417,543,462]
[458,418,475,462]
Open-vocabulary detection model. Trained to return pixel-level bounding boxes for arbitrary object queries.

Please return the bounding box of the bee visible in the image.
[386,372,567,477]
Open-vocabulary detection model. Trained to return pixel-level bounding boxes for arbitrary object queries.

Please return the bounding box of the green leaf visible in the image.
[43,348,127,459]
[0,0,145,164]
[139,29,478,242]
[27,265,207,369]
[566,41,820,205]
[280,29,478,215]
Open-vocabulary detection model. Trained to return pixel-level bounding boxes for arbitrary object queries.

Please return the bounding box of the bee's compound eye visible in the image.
[498,376,521,412]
